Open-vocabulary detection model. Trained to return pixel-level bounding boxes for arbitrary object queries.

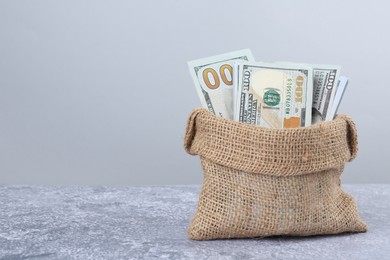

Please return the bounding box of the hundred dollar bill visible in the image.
[188,49,254,119]
[328,76,348,120]
[235,62,313,128]
[278,62,341,123]
[309,64,341,123]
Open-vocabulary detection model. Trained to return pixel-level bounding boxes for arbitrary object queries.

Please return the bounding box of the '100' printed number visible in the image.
[202,64,233,89]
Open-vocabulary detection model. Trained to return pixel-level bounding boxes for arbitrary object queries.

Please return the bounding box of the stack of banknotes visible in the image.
[188,49,348,128]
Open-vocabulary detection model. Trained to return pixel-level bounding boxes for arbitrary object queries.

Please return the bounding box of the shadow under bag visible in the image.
[184,108,367,240]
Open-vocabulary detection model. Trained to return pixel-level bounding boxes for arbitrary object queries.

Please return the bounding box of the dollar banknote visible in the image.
[278,62,341,123]
[188,49,254,119]
[235,62,313,128]
[309,64,341,123]
[328,76,348,120]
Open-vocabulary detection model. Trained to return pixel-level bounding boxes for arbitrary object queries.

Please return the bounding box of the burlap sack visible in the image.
[184,108,367,240]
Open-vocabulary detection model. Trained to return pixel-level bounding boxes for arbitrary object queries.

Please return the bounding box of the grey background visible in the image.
[0,0,389,185]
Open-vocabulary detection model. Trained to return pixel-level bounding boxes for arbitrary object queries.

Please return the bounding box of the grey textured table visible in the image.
[0,185,389,260]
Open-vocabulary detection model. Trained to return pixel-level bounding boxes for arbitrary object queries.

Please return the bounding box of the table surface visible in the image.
[0,184,389,260]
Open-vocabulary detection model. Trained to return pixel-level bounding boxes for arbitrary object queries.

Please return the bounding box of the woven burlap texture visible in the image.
[184,108,367,240]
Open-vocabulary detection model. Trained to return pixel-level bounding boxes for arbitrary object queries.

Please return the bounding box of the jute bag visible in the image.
[184,108,367,240]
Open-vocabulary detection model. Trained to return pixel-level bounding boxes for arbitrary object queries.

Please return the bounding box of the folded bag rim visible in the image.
[184,108,358,176]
